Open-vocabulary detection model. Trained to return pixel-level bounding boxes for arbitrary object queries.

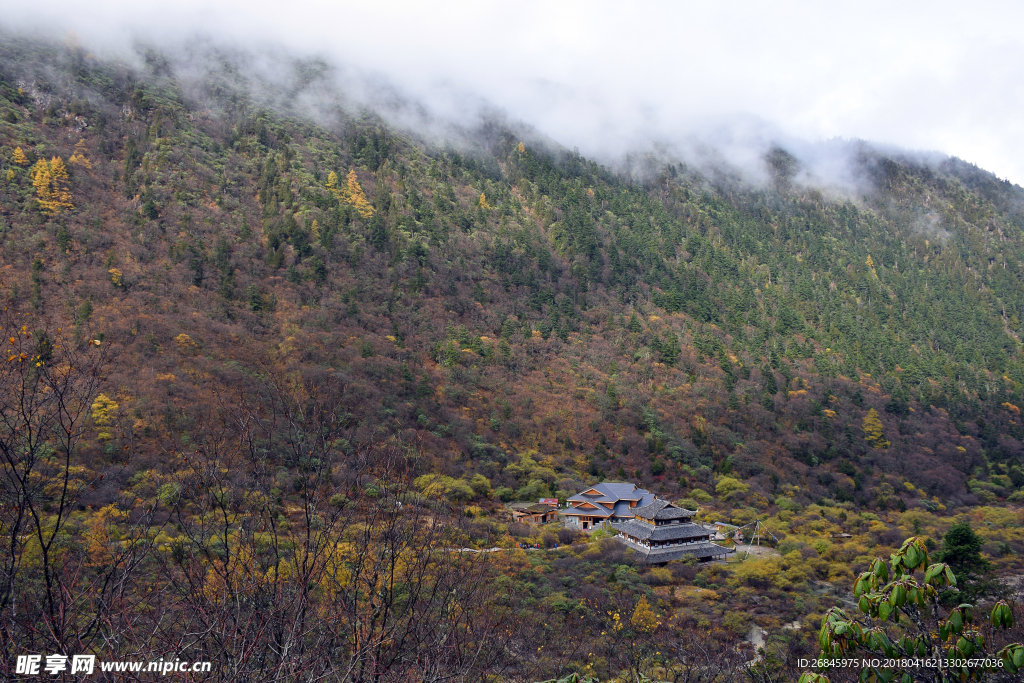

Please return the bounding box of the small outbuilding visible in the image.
[509,502,558,525]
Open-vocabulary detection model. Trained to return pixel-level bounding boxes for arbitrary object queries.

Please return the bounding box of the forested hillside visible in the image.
[2,36,1023,681]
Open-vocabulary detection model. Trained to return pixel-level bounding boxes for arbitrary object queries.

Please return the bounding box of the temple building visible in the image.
[560,482,655,530]
[610,499,730,563]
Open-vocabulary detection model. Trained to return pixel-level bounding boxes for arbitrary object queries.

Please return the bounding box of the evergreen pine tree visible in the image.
[936,522,995,602]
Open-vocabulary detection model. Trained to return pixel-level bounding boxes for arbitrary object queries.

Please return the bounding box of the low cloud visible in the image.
[3,1,1023,188]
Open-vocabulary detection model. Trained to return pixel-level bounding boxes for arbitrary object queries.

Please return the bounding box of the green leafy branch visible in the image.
[800,537,1023,683]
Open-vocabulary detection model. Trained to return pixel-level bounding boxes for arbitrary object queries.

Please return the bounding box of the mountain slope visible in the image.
[1,35,1024,680]
[4,38,1023,503]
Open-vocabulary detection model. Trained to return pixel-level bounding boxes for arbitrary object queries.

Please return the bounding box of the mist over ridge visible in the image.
[2,0,1024,186]
[6,22,1021,218]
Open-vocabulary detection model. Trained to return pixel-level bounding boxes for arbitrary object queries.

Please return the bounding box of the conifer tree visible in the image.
[31,159,50,203]
[936,522,995,602]
[661,333,679,366]
[68,138,92,168]
[345,169,373,218]
[862,407,889,449]
[31,156,74,214]
[326,169,374,218]
[90,393,118,440]
[12,146,28,165]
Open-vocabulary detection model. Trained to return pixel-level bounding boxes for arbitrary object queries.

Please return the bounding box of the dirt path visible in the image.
[745,626,768,665]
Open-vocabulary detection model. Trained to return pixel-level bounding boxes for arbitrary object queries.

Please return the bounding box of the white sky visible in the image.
[4,0,1024,185]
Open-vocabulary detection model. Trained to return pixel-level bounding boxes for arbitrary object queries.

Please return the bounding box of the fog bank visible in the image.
[2,0,1022,186]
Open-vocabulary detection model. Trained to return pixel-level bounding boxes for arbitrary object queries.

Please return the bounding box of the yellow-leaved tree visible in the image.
[326,170,341,196]
[630,595,660,633]
[86,503,129,565]
[31,156,73,214]
[715,475,750,500]
[174,333,197,355]
[91,393,119,440]
[344,169,373,218]
[68,139,92,168]
[12,146,28,166]
[866,254,878,278]
[862,407,889,450]
[326,169,374,218]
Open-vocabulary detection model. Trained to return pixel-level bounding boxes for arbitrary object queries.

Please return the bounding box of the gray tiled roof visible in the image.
[567,482,647,504]
[616,534,730,563]
[513,503,555,514]
[610,500,635,517]
[593,482,646,500]
[633,544,731,563]
[631,499,696,520]
[563,482,656,519]
[611,519,712,542]
[563,483,684,525]
[561,501,613,517]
